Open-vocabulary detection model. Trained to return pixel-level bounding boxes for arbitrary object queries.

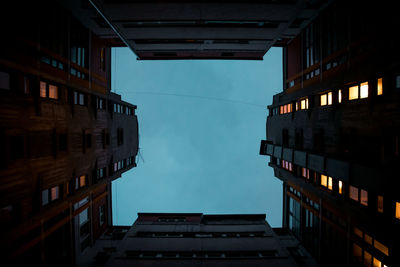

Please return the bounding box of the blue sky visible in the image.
[111,47,283,227]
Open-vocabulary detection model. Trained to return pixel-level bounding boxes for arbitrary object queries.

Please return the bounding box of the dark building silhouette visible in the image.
[260,1,399,267]
[61,0,330,60]
[78,213,317,266]
[0,1,138,266]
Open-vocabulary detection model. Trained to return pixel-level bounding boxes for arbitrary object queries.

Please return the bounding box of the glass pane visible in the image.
[373,258,382,267]
[349,186,359,201]
[338,89,342,103]
[353,243,362,261]
[40,81,47,98]
[377,78,383,95]
[321,175,327,187]
[396,202,400,219]
[49,85,58,99]
[51,186,59,201]
[328,177,333,190]
[349,85,359,100]
[42,189,49,205]
[320,94,327,106]
[79,94,84,105]
[360,82,369,98]
[364,251,372,267]
[360,189,368,206]
[80,175,86,187]
[0,71,10,90]
[338,180,343,194]
[377,195,383,213]
[301,99,306,109]
[374,240,389,256]
[79,208,89,226]
[328,92,332,105]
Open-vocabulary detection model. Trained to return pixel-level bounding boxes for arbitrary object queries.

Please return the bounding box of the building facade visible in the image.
[0,1,138,266]
[60,0,331,60]
[80,213,317,267]
[260,1,399,267]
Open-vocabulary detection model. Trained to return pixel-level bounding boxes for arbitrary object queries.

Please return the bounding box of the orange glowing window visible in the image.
[349,85,359,100]
[338,180,343,194]
[360,82,369,98]
[364,251,372,266]
[50,186,59,201]
[338,89,342,103]
[377,78,383,95]
[373,258,382,267]
[353,227,363,238]
[377,195,383,213]
[49,84,58,99]
[283,104,287,113]
[396,202,400,219]
[79,175,86,187]
[364,234,372,245]
[374,240,389,256]
[360,189,368,206]
[349,185,359,201]
[328,177,333,190]
[280,106,284,114]
[321,175,327,187]
[40,81,47,98]
[353,243,362,261]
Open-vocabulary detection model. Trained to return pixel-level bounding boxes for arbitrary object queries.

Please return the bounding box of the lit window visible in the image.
[80,175,86,187]
[50,186,59,201]
[349,85,359,100]
[328,177,333,190]
[320,94,327,106]
[40,81,47,98]
[377,195,383,213]
[360,189,368,206]
[349,186,359,201]
[301,98,308,109]
[280,106,283,114]
[321,175,327,187]
[328,92,332,105]
[364,234,372,245]
[283,104,287,114]
[377,78,383,95]
[360,82,369,98]
[374,240,389,256]
[338,180,343,194]
[49,84,58,99]
[396,202,400,219]
[338,89,342,103]
[353,243,362,261]
[373,258,382,267]
[364,251,372,267]
[302,168,309,179]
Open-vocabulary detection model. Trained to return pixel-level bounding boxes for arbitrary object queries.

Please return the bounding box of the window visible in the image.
[117,128,124,146]
[74,91,86,105]
[297,97,309,110]
[42,189,49,206]
[349,186,359,201]
[301,168,309,179]
[377,195,383,213]
[49,84,58,99]
[360,82,369,98]
[374,240,389,256]
[377,78,383,95]
[338,180,343,194]
[97,167,106,179]
[320,92,332,106]
[0,70,10,90]
[328,177,333,190]
[97,97,105,110]
[349,85,359,100]
[360,189,368,206]
[50,186,59,201]
[280,103,292,114]
[321,175,328,187]
[396,202,400,219]
[99,205,105,226]
[281,160,292,171]
[353,243,362,262]
[40,81,59,99]
[338,89,342,103]
[75,175,87,190]
[42,185,60,206]
[349,82,368,100]
[100,48,106,72]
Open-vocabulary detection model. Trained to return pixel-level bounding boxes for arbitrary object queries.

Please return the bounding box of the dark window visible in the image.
[0,71,11,90]
[10,136,24,160]
[99,205,105,226]
[282,129,289,147]
[58,134,67,151]
[74,91,86,106]
[117,128,124,146]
